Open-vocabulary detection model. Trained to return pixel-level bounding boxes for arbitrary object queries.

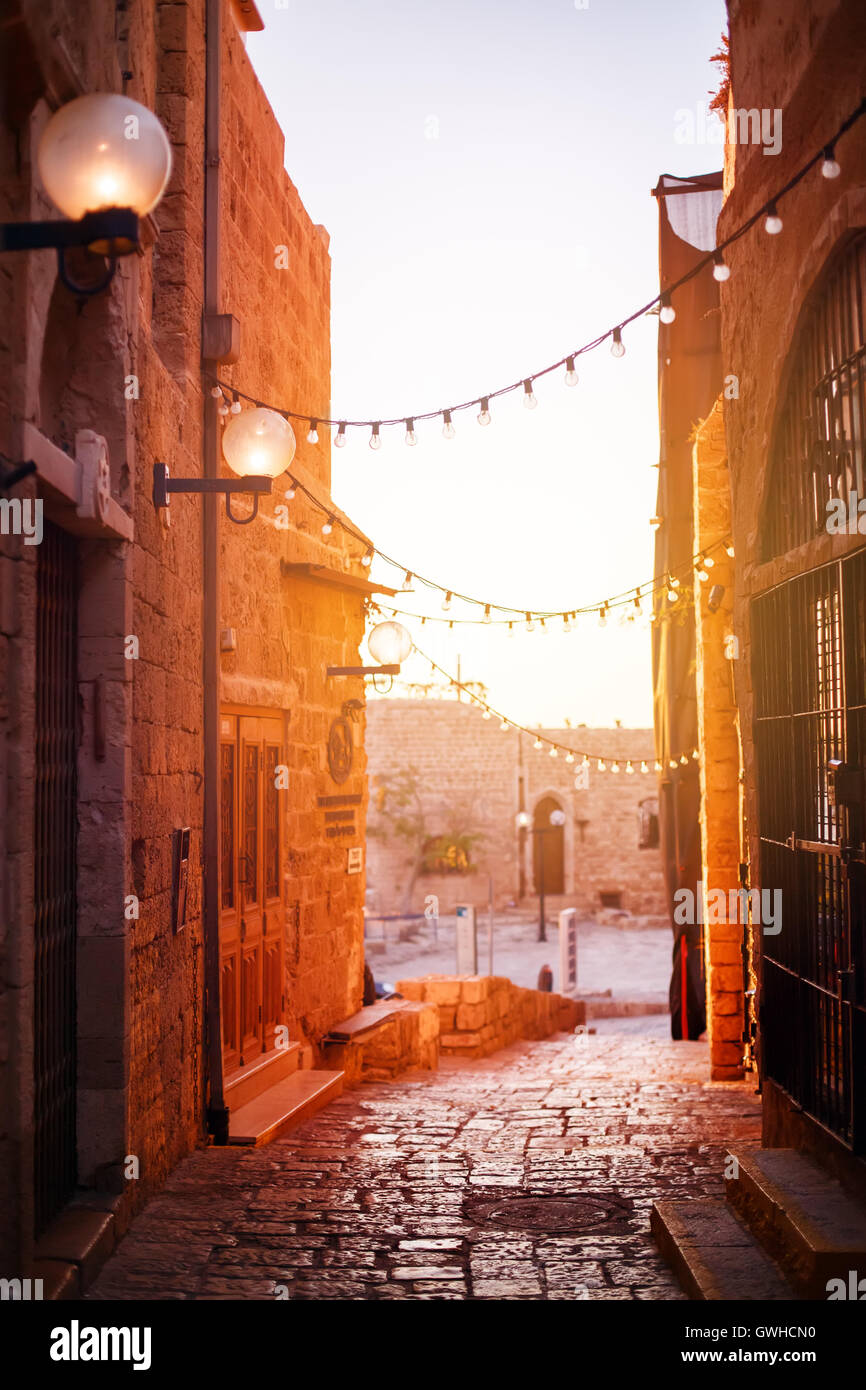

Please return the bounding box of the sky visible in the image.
[247,0,728,728]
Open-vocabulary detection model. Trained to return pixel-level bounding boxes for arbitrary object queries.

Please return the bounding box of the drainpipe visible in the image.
[202,0,228,1143]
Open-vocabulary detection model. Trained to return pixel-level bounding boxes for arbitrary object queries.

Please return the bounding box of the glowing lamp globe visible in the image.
[368,620,412,666]
[37,94,172,221]
[222,408,296,478]
[516,811,531,830]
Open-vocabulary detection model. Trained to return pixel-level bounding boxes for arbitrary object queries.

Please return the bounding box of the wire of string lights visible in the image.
[395,643,698,773]
[205,96,865,441]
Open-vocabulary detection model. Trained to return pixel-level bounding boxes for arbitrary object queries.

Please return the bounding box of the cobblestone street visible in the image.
[88,1029,761,1301]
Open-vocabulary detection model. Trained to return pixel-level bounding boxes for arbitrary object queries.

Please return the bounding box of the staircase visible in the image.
[652,1147,866,1300]
[224,1043,344,1146]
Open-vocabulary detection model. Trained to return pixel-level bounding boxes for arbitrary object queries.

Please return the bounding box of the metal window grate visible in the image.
[763,232,866,559]
[33,520,78,1233]
[753,551,865,1149]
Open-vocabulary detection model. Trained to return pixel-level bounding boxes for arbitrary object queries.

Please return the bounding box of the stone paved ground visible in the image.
[88,1029,760,1301]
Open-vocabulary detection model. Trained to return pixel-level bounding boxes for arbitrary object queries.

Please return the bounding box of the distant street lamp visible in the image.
[327,619,413,681]
[1,93,172,293]
[517,807,566,942]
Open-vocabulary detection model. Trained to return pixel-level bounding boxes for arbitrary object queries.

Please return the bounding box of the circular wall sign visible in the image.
[328,716,353,784]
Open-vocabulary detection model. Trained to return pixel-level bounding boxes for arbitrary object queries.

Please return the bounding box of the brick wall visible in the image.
[365,699,666,919]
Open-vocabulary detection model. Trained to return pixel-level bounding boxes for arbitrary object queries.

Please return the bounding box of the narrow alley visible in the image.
[87,1029,760,1301]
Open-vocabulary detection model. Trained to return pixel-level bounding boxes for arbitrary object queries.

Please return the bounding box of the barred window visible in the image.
[763,233,866,559]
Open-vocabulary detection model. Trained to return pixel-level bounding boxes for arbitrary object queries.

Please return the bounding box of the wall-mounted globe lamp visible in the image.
[327,619,413,682]
[0,93,172,294]
[152,407,295,526]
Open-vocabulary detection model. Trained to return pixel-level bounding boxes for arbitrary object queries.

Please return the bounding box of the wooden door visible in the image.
[219,712,286,1073]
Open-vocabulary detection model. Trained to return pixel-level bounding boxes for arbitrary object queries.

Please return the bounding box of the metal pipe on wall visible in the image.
[202,0,228,1143]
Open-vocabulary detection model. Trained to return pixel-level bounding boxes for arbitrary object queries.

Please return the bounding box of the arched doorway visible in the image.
[532,796,565,895]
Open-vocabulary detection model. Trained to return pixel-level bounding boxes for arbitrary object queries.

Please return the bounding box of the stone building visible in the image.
[0,0,372,1287]
[676,1,866,1172]
[365,698,666,921]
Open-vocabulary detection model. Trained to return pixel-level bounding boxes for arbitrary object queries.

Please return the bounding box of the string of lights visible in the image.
[257,461,734,623]
[205,96,865,444]
[395,643,699,774]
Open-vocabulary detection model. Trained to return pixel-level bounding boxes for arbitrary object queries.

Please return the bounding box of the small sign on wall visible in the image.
[347,847,363,875]
[455,903,478,975]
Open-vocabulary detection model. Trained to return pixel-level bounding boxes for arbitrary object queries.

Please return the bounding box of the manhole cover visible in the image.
[464,1193,632,1233]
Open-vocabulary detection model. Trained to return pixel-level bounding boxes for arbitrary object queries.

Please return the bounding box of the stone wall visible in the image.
[365,699,666,919]
[396,975,585,1059]
[0,0,366,1273]
[718,1,866,1146]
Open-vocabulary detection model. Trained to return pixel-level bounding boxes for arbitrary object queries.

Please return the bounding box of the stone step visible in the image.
[227,1069,344,1146]
[726,1146,866,1299]
[651,1199,793,1300]
[224,1041,300,1111]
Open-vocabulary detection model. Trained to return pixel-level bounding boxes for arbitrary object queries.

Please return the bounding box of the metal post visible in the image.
[202,0,228,1144]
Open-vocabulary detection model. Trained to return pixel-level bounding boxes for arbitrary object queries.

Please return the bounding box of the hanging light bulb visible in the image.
[650,515,664,529]
[712,250,730,282]
[563,614,571,633]
[633,590,643,617]
[500,720,509,731]
[549,746,558,757]
[534,738,544,750]
[526,612,535,632]
[217,399,229,417]
[680,754,689,766]
[565,751,575,763]
[626,761,635,774]
[401,571,413,591]
[669,758,678,770]
[659,292,676,324]
[306,419,318,444]
[321,515,335,535]
[764,202,783,235]
[692,748,699,761]
[508,622,514,635]
[611,761,620,774]
[610,327,625,358]
[482,709,491,721]
[230,393,242,415]
[667,585,679,603]
[598,606,607,627]
[483,604,492,624]
[582,755,590,768]
[404,418,417,447]
[655,760,663,772]
[441,591,452,612]
[696,558,710,582]
[442,409,455,439]
[640,761,649,773]
[285,482,297,500]
[334,422,347,448]
[540,618,548,635]
[477,397,491,427]
[361,548,373,567]
[704,554,715,569]
[522,379,537,409]
[210,385,223,400]
[821,145,840,179]
[598,759,606,772]
[726,541,735,557]
[369,422,382,450]
[564,355,578,387]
